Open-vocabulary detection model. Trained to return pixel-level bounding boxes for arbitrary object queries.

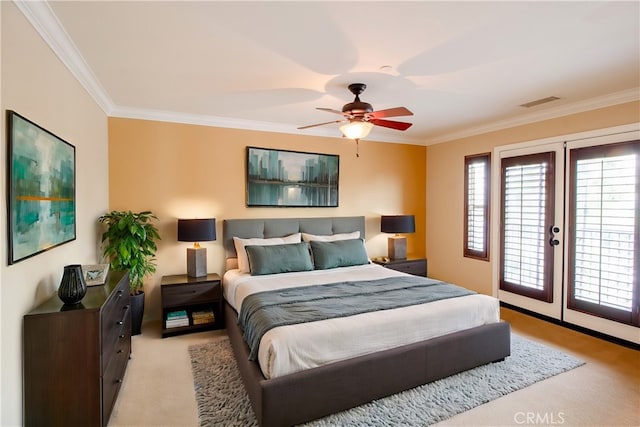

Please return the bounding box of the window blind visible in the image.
[502,162,548,290]
[464,153,490,260]
[573,153,636,312]
[467,161,486,251]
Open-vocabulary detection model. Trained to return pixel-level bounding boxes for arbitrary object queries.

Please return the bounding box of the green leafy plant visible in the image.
[98,210,161,295]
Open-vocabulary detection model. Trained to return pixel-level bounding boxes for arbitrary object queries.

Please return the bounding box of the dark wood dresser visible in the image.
[23,270,131,427]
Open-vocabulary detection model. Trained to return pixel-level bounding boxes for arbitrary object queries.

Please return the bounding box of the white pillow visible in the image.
[233,233,301,273]
[301,231,360,242]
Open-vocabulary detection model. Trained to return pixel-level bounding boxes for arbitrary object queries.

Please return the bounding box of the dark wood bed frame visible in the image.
[223,216,511,427]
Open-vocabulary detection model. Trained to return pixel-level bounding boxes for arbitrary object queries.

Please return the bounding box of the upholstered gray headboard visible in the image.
[223,216,365,259]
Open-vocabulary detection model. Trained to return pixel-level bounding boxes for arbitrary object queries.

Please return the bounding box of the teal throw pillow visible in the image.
[245,242,313,276]
[310,239,369,270]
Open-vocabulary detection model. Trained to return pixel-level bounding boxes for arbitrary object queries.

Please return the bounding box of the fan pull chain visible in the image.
[355,138,360,157]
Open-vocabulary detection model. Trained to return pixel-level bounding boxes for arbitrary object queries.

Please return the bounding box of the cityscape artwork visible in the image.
[246,147,339,207]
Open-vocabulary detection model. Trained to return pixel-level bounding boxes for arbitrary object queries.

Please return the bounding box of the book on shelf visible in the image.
[192,309,214,318]
[166,309,188,320]
[192,309,215,325]
[165,318,189,328]
[165,309,189,328]
[193,317,215,325]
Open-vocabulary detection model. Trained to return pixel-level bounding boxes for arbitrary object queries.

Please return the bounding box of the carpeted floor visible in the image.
[188,335,584,426]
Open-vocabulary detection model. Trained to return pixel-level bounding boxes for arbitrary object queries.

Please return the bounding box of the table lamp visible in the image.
[381,215,415,260]
[178,218,216,277]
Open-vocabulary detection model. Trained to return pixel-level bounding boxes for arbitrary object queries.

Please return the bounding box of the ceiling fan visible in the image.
[298,83,413,141]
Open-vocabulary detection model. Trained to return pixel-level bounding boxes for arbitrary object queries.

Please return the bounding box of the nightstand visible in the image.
[161,273,223,338]
[372,258,427,277]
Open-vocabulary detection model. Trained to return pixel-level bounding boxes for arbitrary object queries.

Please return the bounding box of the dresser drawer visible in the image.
[162,282,221,307]
[102,335,130,427]
[102,306,131,373]
[101,281,129,328]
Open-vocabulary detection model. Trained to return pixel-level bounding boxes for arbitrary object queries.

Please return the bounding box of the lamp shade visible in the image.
[177,218,216,242]
[340,121,374,139]
[381,215,415,234]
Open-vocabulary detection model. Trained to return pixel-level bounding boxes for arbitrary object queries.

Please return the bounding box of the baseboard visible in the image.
[500,302,640,351]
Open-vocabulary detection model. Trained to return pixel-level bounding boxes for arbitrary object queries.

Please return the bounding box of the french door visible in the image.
[493,125,640,343]
[496,142,565,320]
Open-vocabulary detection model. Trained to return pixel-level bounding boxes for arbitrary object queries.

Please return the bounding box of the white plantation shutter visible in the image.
[500,152,555,302]
[465,154,490,259]
[569,141,639,326]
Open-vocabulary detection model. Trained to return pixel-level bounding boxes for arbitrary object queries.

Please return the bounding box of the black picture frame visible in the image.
[246,146,339,207]
[7,110,76,264]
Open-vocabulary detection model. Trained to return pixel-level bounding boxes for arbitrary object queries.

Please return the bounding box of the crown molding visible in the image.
[423,87,640,145]
[109,105,417,145]
[13,0,115,114]
[111,106,307,136]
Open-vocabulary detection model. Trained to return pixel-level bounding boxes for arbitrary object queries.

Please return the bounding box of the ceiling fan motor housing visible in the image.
[343,83,373,116]
[342,101,373,116]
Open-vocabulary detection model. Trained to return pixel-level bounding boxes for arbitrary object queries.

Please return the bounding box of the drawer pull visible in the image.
[117,379,123,384]
[119,334,126,339]
[117,321,123,325]
[117,349,123,354]
[123,305,130,310]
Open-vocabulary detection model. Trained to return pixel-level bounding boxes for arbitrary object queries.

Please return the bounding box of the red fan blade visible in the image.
[370,118,413,131]
[316,107,345,116]
[298,119,346,130]
[368,107,413,119]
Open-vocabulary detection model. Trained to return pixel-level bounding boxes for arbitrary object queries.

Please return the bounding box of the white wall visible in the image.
[0,1,4,421]
[1,3,109,425]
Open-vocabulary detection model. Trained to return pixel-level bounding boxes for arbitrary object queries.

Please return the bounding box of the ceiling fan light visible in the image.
[340,121,374,139]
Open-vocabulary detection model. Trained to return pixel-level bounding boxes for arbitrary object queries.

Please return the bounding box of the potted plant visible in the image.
[99,210,160,335]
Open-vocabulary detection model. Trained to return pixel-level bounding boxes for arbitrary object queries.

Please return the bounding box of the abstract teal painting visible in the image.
[7,111,76,264]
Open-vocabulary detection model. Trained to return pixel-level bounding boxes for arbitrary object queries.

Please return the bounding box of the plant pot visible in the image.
[130,292,145,335]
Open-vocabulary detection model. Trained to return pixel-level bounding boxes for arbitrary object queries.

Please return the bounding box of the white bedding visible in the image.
[223,263,500,379]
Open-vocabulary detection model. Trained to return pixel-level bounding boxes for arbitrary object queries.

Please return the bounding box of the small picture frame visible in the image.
[82,264,110,286]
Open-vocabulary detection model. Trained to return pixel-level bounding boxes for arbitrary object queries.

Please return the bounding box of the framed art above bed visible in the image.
[246,146,339,207]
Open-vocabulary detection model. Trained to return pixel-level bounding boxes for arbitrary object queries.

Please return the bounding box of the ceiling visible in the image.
[18,1,640,145]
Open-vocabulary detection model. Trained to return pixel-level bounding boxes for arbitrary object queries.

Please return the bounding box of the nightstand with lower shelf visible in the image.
[161,273,224,338]
[372,258,428,277]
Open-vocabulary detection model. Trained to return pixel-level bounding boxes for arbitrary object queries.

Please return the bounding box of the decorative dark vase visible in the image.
[58,264,87,305]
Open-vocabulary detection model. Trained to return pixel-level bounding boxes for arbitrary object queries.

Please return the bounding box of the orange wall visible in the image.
[108,118,426,319]
[426,101,640,295]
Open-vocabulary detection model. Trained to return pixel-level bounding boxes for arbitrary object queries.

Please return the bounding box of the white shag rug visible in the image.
[188,334,584,426]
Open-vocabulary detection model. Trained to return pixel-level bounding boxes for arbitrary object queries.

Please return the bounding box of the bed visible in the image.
[223,216,511,426]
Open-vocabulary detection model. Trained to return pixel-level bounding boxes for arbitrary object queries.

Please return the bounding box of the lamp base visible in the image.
[388,236,407,260]
[186,247,207,277]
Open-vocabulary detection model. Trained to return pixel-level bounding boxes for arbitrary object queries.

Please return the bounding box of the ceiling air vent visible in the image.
[519,96,560,108]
